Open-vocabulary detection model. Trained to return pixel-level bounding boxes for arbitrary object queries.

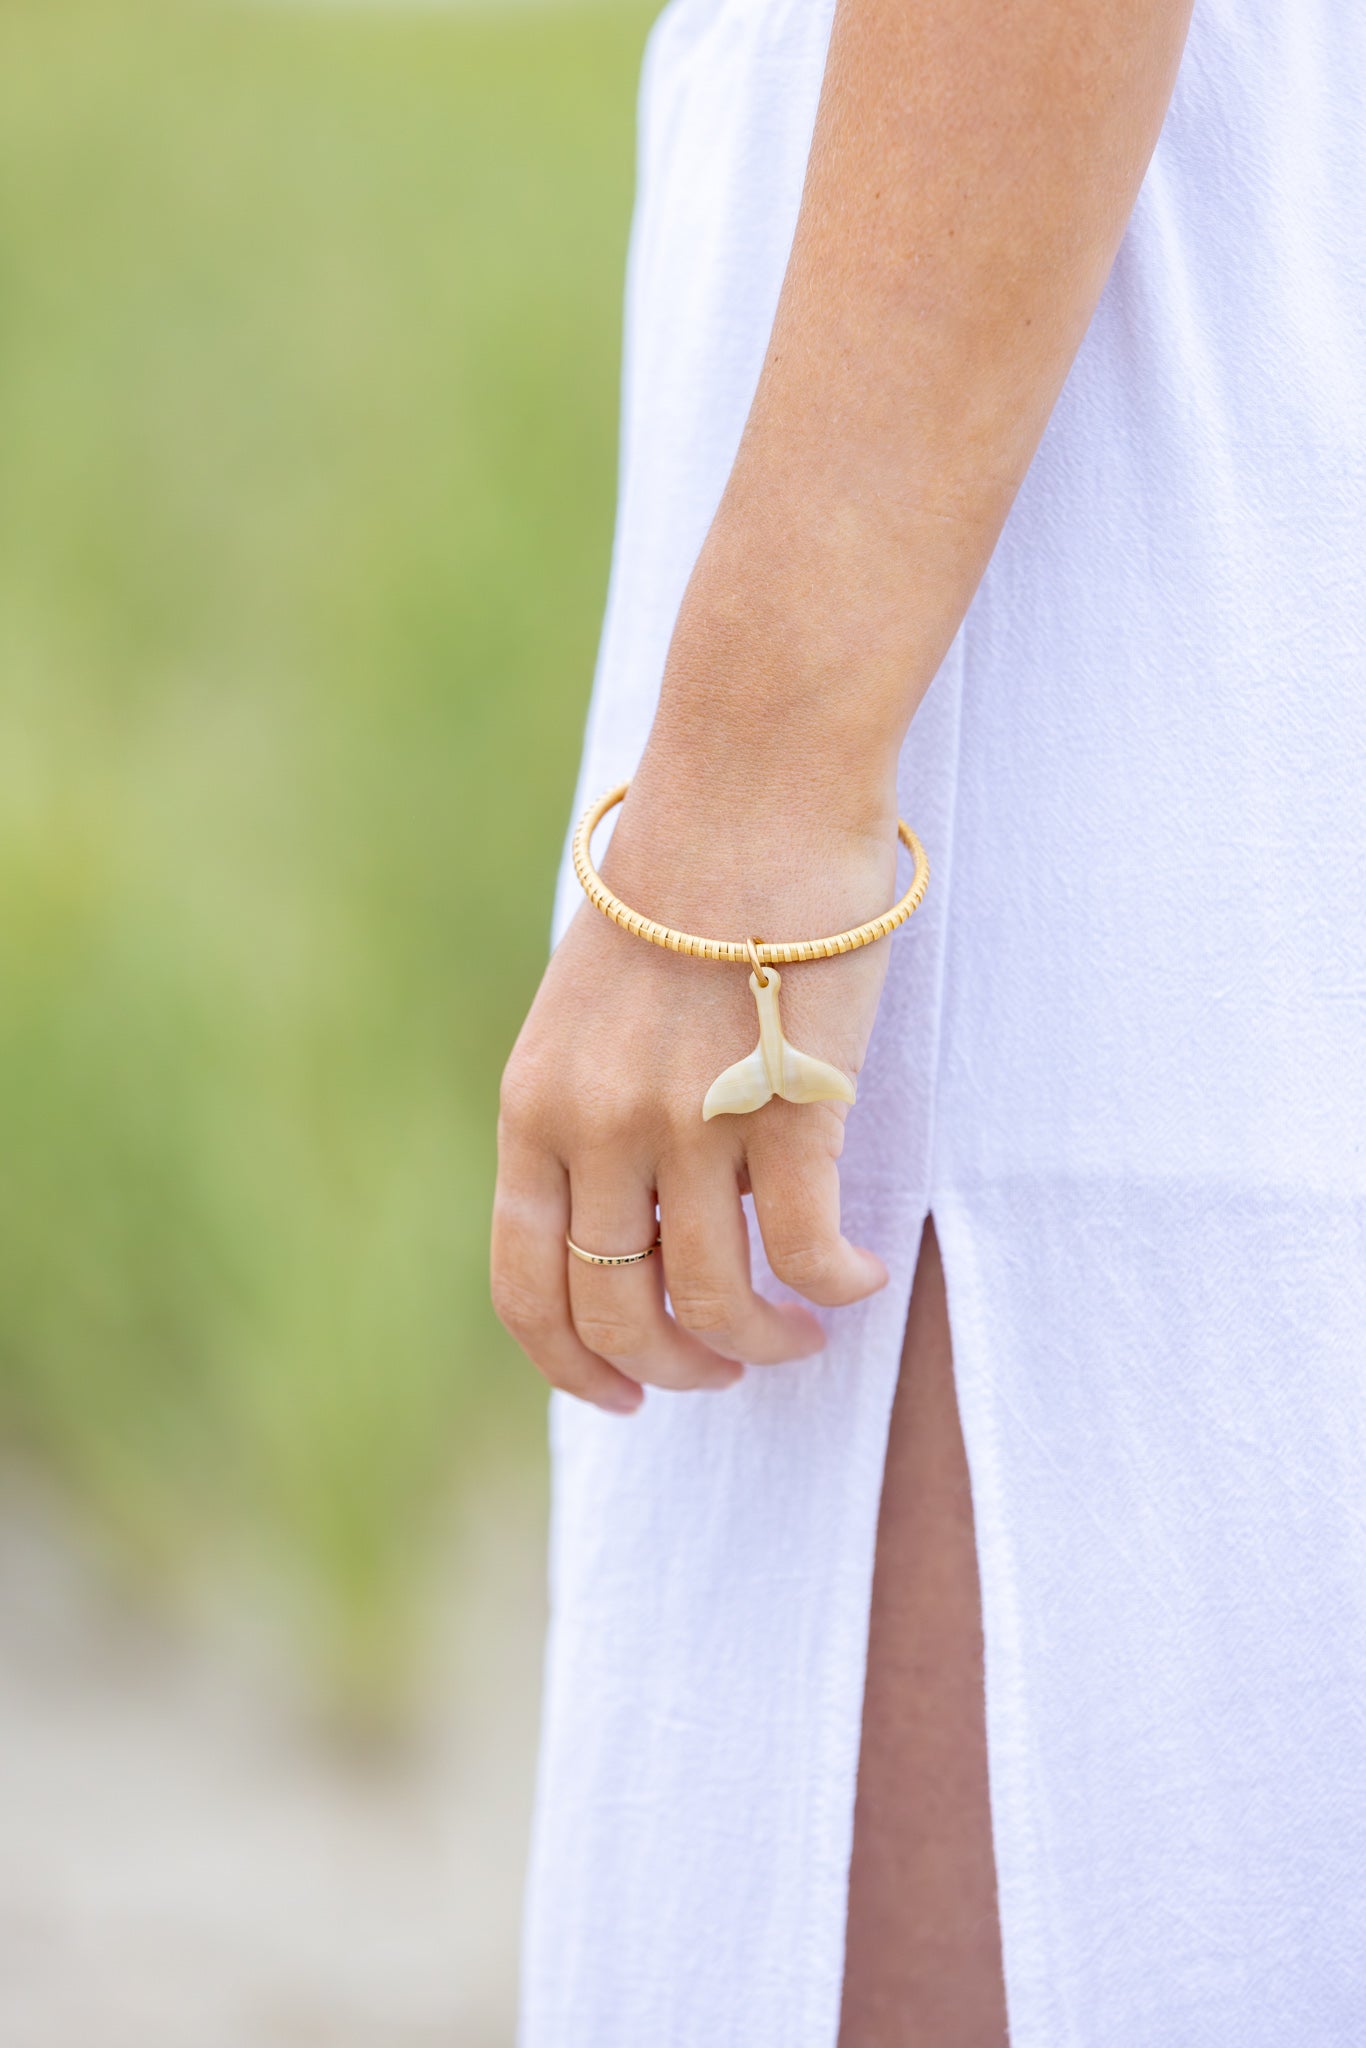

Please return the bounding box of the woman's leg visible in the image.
[838,1213,1008,2048]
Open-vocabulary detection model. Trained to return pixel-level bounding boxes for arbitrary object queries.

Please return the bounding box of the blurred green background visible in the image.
[0,0,653,1719]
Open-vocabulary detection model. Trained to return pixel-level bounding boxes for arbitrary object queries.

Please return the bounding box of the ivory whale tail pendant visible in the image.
[701,968,856,1122]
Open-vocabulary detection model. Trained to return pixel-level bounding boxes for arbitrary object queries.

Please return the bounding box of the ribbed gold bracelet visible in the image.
[571,781,929,1127]
[572,782,929,967]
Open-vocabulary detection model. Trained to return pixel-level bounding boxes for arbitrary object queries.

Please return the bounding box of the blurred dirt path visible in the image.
[0,1474,547,2048]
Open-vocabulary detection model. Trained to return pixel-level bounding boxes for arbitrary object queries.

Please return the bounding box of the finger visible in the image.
[657,1155,828,1364]
[491,1132,645,1414]
[745,1111,889,1308]
[569,1165,742,1392]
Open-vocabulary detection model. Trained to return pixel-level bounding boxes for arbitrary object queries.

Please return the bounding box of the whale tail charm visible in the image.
[702,968,856,1121]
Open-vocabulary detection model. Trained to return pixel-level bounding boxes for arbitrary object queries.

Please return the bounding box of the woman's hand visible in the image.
[491,0,1194,1413]
[491,697,900,1413]
[490,0,1196,1407]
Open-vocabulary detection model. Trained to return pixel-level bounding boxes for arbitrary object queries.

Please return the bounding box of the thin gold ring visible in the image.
[566,1232,663,1269]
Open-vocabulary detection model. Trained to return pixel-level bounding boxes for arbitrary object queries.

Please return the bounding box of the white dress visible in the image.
[521,2,1366,2041]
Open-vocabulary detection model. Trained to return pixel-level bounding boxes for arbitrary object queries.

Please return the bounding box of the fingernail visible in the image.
[602,1384,644,1415]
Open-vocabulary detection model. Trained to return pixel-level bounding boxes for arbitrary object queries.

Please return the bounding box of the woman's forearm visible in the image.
[495,0,1197,1413]
[652,0,1193,801]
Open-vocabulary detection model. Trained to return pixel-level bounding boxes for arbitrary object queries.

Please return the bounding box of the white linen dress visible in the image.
[521,2,1366,2041]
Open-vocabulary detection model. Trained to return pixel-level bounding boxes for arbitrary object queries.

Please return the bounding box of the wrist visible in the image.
[650,617,901,834]
[602,722,904,956]
[650,503,933,815]
[643,692,899,839]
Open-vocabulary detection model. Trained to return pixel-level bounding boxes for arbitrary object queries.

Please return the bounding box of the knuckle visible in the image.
[596,1084,660,1147]
[668,1287,740,1341]
[497,1053,538,1123]
[573,1314,647,1362]
[489,1189,529,1243]
[500,1042,580,1139]
[767,1240,837,1293]
[552,1085,651,1158]
[660,1096,710,1148]
[491,1274,557,1344]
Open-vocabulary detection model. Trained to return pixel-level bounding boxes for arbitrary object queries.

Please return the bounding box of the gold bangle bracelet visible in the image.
[571,782,929,967]
[570,779,929,1123]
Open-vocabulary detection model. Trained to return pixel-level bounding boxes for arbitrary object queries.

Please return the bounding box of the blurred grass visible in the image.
[0,0,652,1715]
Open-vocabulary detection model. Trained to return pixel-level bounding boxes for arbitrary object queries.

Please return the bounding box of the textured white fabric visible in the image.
[520,2,1366,2041]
